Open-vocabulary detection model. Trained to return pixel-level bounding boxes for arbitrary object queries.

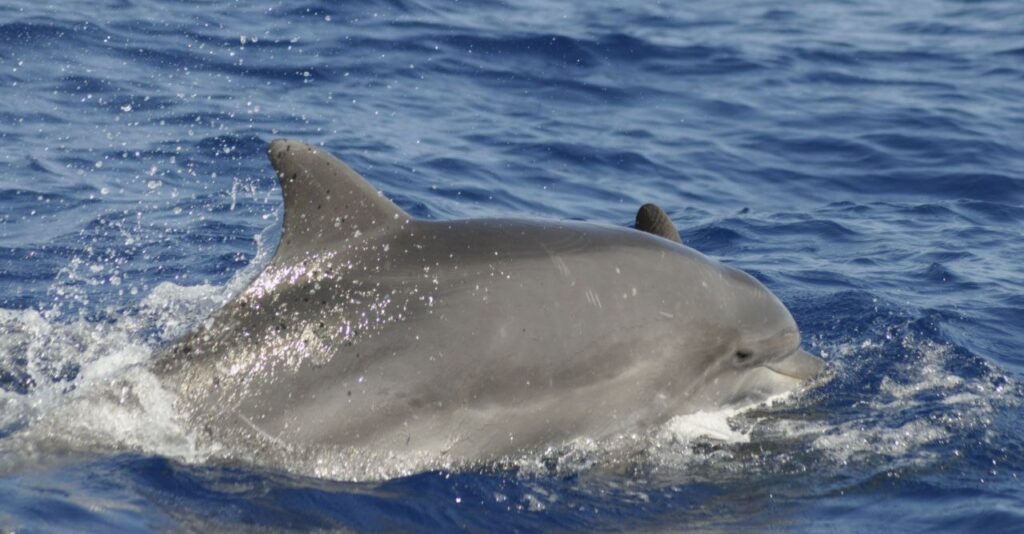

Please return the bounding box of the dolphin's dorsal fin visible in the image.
[634,203,681,243]
[267,139,410,257]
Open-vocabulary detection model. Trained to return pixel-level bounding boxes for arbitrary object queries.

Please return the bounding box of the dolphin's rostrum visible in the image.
[156,139,823,467]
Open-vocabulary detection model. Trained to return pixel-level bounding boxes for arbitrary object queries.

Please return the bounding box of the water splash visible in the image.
[0,221,279,475]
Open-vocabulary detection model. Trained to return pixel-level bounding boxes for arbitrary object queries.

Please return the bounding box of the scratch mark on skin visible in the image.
[552,255,571,278]
[236,413,288,448]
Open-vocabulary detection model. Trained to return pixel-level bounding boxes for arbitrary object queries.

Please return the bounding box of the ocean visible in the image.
[1,0,1022,531]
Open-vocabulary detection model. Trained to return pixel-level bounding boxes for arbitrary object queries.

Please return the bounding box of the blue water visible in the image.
[1,0,1022,530]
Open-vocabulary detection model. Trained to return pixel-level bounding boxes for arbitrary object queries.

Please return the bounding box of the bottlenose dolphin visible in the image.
[155,139,822,467]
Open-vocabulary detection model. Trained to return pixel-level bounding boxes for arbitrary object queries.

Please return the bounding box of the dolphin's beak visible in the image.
[765,349,824,381]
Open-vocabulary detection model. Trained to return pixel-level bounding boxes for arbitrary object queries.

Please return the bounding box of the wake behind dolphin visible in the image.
[155,139,823,470]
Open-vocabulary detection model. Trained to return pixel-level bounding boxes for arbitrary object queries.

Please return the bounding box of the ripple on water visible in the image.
[0,0,1022,530]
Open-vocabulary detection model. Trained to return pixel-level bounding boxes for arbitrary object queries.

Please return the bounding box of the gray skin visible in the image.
[155,139,823,464]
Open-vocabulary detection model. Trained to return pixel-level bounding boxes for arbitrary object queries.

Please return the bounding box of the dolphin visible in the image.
[154,139,823,467]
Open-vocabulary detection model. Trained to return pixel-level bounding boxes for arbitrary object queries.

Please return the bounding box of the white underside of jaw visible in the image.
[657,356,832,446]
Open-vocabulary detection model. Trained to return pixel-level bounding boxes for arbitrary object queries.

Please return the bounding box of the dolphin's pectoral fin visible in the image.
[267,139,411,257]
[634,203,681,243]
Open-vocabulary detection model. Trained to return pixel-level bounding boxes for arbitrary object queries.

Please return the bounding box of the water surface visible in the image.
[1,0,1022,531]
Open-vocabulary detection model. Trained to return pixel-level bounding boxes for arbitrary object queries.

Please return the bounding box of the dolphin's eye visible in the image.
[735,350,753,362]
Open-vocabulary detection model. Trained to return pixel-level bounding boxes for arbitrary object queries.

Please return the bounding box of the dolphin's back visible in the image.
[159,215,720,459]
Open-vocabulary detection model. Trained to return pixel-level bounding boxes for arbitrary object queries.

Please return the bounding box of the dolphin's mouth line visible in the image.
[763,349,824,381]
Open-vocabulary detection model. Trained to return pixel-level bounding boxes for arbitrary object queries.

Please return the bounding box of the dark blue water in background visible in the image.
[1,0,1022,531]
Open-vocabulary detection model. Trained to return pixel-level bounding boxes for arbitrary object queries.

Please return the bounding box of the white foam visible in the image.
[660,408,750,444]
[0,222,279,475]
[811,419,950,465]
[0,306,204,473]
[784,334,1010,469]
